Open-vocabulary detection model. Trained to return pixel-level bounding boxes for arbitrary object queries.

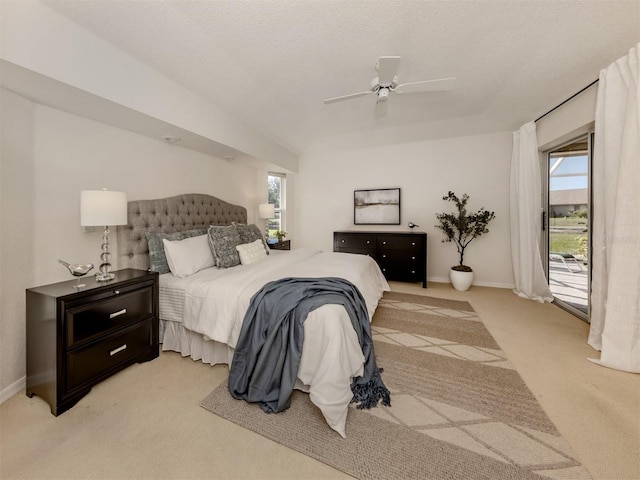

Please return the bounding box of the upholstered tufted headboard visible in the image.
[116,193,247,270]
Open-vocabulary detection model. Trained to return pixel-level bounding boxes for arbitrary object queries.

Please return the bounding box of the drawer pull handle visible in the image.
[366,240,370,244]
[114,290,120,295]
[110,344,127,356]
[412,256,416,260]
[411,242,416,246]
[110,308,127,319]
[341,239,345,242]
[382,241,386,245]
[382,254,386,258]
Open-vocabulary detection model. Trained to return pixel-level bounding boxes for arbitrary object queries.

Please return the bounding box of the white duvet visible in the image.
[176,247,389,436]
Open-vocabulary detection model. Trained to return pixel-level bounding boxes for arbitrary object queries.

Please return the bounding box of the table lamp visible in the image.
[80,189,128,281]
[258,203,275,240]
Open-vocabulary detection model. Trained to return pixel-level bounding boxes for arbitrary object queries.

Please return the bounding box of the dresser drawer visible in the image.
[335,233,377,250]
[377,235,424,251]
[378,263,424,283]
[66,318,153,391]
[66,284,153,348]
[377,249,422,264]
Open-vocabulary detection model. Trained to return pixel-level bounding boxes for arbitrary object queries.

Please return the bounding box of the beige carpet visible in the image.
[201,291,591,480]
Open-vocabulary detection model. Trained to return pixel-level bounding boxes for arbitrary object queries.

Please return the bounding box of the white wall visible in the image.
[0,89,37,402]
[0,89,259,399]
[295,131,514,288]
[1,0,298,171]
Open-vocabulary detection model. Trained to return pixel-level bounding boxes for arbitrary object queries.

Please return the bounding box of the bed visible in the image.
[116,193,389,436]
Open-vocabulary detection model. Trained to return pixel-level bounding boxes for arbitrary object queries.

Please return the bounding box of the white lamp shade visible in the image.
[81,190,128,226]
[258,203,275,219]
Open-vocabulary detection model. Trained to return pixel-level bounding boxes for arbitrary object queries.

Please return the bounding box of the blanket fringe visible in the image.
[350,368,391,409]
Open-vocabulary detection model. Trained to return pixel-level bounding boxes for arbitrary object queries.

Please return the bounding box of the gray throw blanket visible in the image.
[228,277,391,414]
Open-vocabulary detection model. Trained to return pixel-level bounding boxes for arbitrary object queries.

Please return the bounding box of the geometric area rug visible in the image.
[201,291,591,480]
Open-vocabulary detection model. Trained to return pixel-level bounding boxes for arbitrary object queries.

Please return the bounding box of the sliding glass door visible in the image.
[544,135,591,319]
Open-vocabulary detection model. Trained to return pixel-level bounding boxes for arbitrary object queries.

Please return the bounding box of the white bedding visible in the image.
[160,248,389,436]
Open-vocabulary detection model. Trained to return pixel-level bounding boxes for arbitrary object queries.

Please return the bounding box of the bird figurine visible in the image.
[408,222,420,230]
[59,259,94,289]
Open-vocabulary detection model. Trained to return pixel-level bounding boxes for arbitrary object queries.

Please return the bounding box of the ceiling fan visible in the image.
[323,56,455,105]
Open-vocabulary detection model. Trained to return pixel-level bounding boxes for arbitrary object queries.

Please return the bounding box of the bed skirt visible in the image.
[160,319,235,366]
[160,318,315,398]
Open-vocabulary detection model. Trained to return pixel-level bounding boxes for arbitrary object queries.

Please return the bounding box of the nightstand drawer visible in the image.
[269,240,291,250]
[66,318,153,391]
[66,284,153,348]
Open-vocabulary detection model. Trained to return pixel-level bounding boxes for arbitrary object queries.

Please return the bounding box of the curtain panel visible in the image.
[510,122,553,303]
[588,43,640,373]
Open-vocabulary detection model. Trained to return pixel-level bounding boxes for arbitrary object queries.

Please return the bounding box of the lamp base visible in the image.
[96,227,115,282]
[95,272,115,282]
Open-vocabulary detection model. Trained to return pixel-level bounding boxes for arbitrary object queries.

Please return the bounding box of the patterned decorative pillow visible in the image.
[146,228,208,274]
[236,239,268,265]
[233,223,270,255]
[208,225,241,268]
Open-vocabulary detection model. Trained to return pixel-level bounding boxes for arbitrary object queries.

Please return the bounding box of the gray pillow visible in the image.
[233,223,270,255]
[208,225,241,268]
[146,228,208,274]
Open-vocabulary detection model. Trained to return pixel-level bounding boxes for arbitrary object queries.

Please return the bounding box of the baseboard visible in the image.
[0,376,25,405]
[427,276,515,290]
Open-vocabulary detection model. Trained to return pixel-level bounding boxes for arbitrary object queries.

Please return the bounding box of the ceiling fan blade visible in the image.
[374,100,388,118]
[394,77,456,93]
[323,90,373,105]
[377,56,401,85]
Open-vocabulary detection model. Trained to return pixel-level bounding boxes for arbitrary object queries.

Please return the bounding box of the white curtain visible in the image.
[588,43,640,373]
[510,122,554,303]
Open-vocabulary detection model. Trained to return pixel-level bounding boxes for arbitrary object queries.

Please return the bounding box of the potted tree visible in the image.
[435,191,495,291]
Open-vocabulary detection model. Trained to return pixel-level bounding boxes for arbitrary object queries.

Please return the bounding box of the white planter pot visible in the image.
[449,268,473,291]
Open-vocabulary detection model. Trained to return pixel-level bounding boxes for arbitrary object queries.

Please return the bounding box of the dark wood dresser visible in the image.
[334,231,427,287]
[26,269,159,415]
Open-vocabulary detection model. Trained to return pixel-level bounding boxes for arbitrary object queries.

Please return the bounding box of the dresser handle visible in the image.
[110,344,127,356]
[411,256,416,260]
[109,308,127,319]
[366,240,370,244]
[382,254,386,258]
[411,270,416,274]
[382,241,386,245]
[114,290,120,294]
[341,239,345,243]
[411,242,416,246]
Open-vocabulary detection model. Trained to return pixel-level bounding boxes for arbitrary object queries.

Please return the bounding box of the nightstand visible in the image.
[26,269,159,415]
[268,240,291,250]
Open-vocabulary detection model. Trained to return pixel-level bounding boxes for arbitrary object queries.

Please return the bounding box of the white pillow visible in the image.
[236,239,268,265]
[162,234,216,277]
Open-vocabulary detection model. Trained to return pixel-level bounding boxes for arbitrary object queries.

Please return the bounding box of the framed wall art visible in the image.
[354,188,401,225]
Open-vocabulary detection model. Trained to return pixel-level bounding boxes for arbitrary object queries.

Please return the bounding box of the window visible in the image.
[267,173,285,234]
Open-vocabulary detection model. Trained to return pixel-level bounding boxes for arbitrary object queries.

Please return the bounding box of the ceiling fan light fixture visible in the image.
[322,56,455,107]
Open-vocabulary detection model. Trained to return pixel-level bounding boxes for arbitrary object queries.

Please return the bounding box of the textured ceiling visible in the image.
[43,0,639,154]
